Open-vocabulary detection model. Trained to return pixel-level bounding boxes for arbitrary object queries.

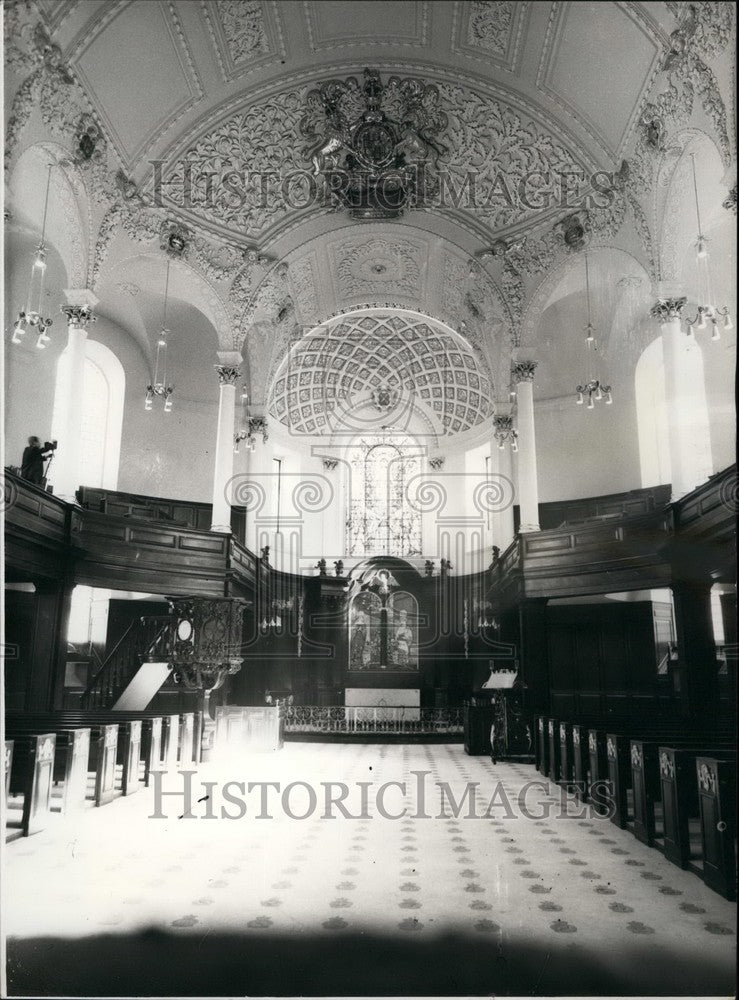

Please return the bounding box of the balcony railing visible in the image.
[284,705,463,734]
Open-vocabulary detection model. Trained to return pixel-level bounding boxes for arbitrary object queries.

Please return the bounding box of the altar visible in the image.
[345,687,420,721]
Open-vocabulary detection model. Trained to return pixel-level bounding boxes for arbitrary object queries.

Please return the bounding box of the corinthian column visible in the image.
[50,289,98,501]
[650,297,713,501]
[512,360,540,533]
[210,357,241,533]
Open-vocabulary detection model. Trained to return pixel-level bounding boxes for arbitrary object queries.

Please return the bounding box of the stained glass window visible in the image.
[346,434,422,557]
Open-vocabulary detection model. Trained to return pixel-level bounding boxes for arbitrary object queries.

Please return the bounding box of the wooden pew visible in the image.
[7,716,129,805]
[630,739,659,845]
[606,732,634,828]
[592,725,733,830]
[658,745,735,872]
[587,729,609,815]
[179,713,195,770]
[536,717,549,775]
[4,740,12,804]
[547,718,561,783]
[6,710,183,788]
[696,756,736,900]
[92,724,119,806]
[5,724,91,814]
[5,710,199,825]
[192,710,203,766]
[571,724,590,801]
[558,721,574,788]
[6,733,56,837]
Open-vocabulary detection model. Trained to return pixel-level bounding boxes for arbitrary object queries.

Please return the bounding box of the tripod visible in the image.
[42,449,56,492]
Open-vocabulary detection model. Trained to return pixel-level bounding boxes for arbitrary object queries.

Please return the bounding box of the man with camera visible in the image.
[20,436,57,486]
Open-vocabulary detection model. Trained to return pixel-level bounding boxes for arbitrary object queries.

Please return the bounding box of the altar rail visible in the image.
[284,706,463,734]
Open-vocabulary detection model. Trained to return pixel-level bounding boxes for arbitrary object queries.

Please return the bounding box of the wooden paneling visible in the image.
[522,512,673,599]
[76,486,247,543]
[546,602,665,722]
[74,510,230,595]
[4,473,71,580]
[514,484,671,531]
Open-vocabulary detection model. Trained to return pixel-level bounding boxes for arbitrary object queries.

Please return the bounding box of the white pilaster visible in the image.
[50,290,98,501]
[512,360,540,533]
[651,298,713,501]
[491,418,515,550]
[210,357,241,533]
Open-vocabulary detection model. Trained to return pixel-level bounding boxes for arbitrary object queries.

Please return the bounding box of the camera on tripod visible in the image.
[43,440,58,453]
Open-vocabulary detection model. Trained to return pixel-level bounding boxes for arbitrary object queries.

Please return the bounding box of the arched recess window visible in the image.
[635,337,671,488]
[346,434,422,557]
[52,340,125,490]
[635,334,712,490]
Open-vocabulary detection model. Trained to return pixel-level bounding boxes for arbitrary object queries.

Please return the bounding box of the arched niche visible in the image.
[634,336,671,489]
[659,130,729,294]
[51,338,126,491]
[8,142,87,289]
[634,332,713,491]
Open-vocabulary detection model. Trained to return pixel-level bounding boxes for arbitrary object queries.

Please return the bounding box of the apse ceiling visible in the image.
[268,310,494,437]
[5,1,736,410]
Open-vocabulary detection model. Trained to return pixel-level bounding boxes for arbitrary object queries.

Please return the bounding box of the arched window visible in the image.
[52,340,125,490]
[635,334,713,491]
[635,337,671,488]
[346,434,422,557]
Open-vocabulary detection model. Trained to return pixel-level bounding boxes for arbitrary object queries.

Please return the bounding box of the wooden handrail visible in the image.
[82,615,172,710]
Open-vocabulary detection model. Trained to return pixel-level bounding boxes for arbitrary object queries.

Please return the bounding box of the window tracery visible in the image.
[346,434,422,557]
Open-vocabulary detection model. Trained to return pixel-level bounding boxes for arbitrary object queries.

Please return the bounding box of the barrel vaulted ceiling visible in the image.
[4,1,737,412]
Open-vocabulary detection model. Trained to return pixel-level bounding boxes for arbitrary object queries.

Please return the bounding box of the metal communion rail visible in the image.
[284,706,463,734]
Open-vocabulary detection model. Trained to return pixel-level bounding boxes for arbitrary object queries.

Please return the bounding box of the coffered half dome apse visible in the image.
[267,309,494,442]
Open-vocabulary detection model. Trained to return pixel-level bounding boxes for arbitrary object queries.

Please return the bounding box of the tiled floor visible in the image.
[5,743,736,996]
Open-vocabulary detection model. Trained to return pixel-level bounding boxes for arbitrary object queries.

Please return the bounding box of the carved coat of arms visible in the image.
[300,68,448,220]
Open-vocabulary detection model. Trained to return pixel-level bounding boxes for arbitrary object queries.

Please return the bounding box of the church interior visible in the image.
[1,0,737,996]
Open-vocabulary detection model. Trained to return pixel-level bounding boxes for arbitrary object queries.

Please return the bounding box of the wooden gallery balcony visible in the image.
[487,466,736,611]
[3,473,258,597]
[3,467,735,602]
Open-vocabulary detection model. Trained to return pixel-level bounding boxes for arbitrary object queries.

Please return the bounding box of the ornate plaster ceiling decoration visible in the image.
[278,228,507,381]
[160,70,589,243]
[452,0,522,66]
[268,310,494,437]
[332,234,426,303]
[3,0,735,394]
[202,0,285,82]
[299,68,448,220]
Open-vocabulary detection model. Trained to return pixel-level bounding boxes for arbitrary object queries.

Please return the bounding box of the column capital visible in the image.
[61,303,97,329]
[722,183,736,214]
[512,360,538,383]
[215,364,241,385]
[650,297,687,322]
